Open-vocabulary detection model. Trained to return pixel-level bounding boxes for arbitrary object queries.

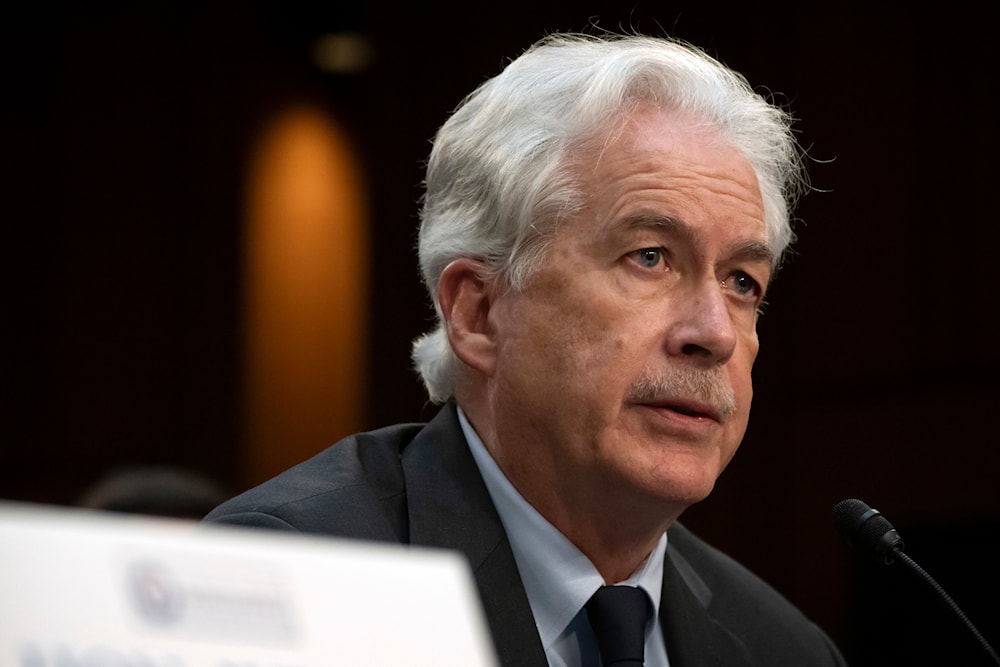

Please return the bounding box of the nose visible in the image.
[664,280,738,365]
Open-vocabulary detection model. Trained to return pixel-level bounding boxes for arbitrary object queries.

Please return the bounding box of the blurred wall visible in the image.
[3,2,998,663]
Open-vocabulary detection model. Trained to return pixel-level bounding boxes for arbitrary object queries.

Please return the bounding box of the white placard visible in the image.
[0,501,499,667]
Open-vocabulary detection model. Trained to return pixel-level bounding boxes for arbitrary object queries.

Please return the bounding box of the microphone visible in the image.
[832,498,1000,666]
[831,498,904,564]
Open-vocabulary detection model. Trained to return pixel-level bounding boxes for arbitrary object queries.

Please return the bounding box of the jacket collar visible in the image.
[401,402,548,667]
[660,537,753,666]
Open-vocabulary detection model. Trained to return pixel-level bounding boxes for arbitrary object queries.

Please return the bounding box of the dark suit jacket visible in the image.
[205,403,847,667]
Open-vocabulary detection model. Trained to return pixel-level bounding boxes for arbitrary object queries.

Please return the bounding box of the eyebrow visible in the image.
[728,239,775,268]
[619,210,776,268]
[620,211,686,234]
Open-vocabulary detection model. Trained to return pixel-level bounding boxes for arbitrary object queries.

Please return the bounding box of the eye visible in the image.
[628,247,667,270]
[724,270,762,298]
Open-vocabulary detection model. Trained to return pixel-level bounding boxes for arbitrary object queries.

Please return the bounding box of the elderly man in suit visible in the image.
[207,33,846,667]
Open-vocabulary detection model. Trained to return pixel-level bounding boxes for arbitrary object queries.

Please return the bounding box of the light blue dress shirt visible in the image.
[458,408,670,667]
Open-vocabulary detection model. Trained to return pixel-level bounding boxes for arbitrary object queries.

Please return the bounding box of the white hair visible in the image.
[412,33,806,403]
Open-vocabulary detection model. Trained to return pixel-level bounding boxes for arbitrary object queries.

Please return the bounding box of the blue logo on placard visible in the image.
[127,562,185,625]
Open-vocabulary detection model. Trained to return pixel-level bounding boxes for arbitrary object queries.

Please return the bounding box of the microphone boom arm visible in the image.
[832,498,1000,666]
[893,549,1000,666]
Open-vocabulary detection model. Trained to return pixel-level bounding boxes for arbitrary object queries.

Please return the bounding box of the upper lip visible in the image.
[641,398,722,423]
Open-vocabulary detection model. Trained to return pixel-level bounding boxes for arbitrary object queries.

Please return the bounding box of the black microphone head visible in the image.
[832,498,905,565]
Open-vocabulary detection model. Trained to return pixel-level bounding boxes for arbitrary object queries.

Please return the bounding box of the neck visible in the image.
[461,407,677,583]
[516,474,676,583]
[457,389,683,583]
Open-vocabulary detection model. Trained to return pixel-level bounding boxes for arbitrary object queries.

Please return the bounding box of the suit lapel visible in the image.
[398,404,751,667]
[660,539,753,667]
[401,404,548,667]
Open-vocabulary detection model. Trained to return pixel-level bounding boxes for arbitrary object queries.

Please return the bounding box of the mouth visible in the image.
[642,400,721,423]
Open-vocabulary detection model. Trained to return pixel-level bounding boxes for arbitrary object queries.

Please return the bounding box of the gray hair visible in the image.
[411,33,806,403]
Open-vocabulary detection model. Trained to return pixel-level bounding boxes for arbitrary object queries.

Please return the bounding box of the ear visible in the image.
[437,258,497,377]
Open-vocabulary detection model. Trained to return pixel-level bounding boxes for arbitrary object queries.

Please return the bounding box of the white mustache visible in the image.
[626,366,738,419]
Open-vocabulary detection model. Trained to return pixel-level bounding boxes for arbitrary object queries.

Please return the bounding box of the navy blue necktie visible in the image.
[585,585,650,666]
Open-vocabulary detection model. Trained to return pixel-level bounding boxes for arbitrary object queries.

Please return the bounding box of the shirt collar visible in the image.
[457,407,666,651]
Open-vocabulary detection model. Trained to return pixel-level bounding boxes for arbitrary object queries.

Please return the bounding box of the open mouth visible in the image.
[647,401,718,422]
[668,404,701,417]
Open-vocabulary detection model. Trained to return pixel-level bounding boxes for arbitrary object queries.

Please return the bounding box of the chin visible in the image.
[658,479,716,509]
[638,453,723,510]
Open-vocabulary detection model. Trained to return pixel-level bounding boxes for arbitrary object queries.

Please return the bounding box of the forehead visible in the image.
[575,106,767,248]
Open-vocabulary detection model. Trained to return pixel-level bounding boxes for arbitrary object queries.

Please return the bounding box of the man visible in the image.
[206,33,846,666]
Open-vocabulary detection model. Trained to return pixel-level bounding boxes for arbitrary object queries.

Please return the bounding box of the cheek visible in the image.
[512,281,624,357]
[730,366,755,417]
[500,260,663,390]
[560,311,649,396]
[744,326,761,362]
[734,331,760,387]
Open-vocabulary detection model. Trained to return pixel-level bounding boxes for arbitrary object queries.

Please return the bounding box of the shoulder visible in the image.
[203,422,425,541]
[667,522,799,615]
[667,523,846,665]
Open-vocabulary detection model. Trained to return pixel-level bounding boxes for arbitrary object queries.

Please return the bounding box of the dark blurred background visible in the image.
[3,2,998,664]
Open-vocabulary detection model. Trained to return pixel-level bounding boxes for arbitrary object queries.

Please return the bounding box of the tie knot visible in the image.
[585,585,650,667]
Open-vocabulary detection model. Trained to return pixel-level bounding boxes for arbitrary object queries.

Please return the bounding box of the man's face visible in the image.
[485,107,770,522]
